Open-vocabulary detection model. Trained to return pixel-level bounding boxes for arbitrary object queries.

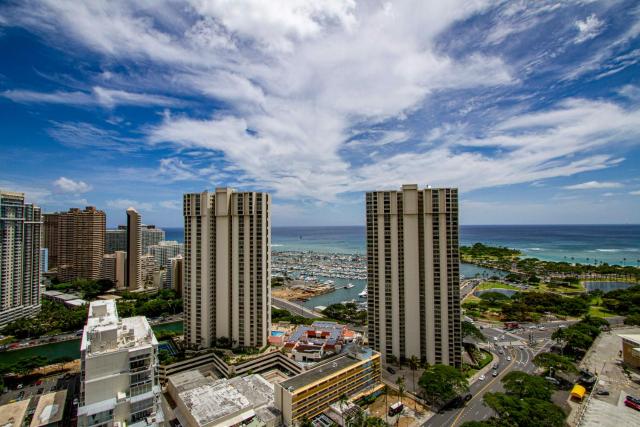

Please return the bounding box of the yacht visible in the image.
[345,283,354,289]
[358,288,368,298]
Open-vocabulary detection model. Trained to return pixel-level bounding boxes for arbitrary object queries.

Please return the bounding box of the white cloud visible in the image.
[52,177,92,194]
[630,190,640,196]
[1,87,181,108]
[158,200,181,210]
[574,14,605,44]
[47,122,140,153]
[564,181,623,190]
[106,199,154,211]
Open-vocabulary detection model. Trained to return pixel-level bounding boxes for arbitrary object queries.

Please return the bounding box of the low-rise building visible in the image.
[283,321,357,363]
[620,334,640,369]
[274,348,382,426]
[0,398,30,427]
[165,370,280,427]
[78,300,163,427]
[102,251,127,289]
[30,390,67,427]
[41,290,88,308]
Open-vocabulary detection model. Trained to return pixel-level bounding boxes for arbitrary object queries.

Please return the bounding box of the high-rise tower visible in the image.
[366,184,461,366]
[183,188,271,349]
[126,207,141,290]
[0,190,42,327]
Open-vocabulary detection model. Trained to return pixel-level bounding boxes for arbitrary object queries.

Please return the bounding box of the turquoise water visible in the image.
[271,331,285,336]
[167,225,640,265]
[0,321,183,366]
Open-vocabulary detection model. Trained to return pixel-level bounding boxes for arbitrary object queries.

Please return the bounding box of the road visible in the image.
[272,297,324,319]
[424,322,567,427]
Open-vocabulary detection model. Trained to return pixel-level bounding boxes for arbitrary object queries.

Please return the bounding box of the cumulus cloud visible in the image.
[52,177,92,194]
[630,190,640,196]
[574,14,605,44]
[564,181,623,190]
[106,199,153,211]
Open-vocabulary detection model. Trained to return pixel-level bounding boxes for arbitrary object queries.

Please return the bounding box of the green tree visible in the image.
[479,292,510,305]
[624,313,640,326]
[462,321,485,341]
[483,393,565,427]
[501,371,554,400]
[339,394,348,427]
[418,364,468,405]
[299,416,313,427]
[532,352,577,377]
[408,356,419,410]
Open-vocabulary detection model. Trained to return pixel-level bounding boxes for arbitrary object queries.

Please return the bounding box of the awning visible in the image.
[571,384,586,400]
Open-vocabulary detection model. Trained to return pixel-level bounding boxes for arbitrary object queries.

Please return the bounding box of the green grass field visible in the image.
[477,281,519,291]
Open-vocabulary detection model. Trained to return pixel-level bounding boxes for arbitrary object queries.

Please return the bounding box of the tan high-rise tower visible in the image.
[366,184,461,367]
[43,207,105,282]
[126,208,141,290]
[183,188,271,349]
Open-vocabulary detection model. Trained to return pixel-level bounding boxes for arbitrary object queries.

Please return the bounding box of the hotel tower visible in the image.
[366,184,461,366]
[126,207,142,290]
[183,188,271,349]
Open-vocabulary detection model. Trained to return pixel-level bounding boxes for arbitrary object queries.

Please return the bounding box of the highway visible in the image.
[272,296,324,318]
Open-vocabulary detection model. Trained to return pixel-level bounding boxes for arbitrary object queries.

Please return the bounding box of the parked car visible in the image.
[386,367,396,374]
[479,374,486,381]
[624,399,640,411]
[545,377,560,386]
[596,390,610,396]
[506,356,512,361]
[35,380,43,386]
[493,336,498,341]
[626,395,640,405]
[16,384,23,389]
[492,370,498,377]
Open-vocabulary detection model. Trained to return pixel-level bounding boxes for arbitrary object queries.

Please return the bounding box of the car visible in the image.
[539,326,546,331]
[596,390,610,396]
[479,374,486,381]
[16,384,23,389]
[545,376,560,385]
[624,399,640,411]
[558,325,567,329]
[493,336,498,341]
[506,356,512,361]
[386,367,396,374]
[37,387,44,394]
[492,370,498,377]
[529,325,537,329]
[498,349,504,355]
[627,395,640,405]
[35,380,43,386]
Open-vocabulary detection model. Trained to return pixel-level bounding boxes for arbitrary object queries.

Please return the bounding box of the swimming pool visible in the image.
[271,331,285,337]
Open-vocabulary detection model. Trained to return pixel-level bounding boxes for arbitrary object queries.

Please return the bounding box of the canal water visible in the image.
[584,281,634,293]
[0,321,183,366]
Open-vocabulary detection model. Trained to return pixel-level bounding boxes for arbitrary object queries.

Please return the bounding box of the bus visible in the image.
[388,402,404,416]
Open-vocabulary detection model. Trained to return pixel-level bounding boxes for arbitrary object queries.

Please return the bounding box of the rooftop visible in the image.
[0,399,30,427]
[620,334,640,345]
[280,347,376,392]
[30,390,67,427]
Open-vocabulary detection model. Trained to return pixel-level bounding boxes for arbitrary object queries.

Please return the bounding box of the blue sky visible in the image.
[1,0,639,227]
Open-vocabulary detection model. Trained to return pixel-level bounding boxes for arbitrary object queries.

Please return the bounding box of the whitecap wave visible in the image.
[527,247,543,251]
[596,249,620,252]
[271,244,284,247]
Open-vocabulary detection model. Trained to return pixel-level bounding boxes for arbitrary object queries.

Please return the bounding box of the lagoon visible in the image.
[584,281,634,293]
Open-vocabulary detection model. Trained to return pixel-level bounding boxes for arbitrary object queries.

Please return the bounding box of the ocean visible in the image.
[166,224,639,307]
[167,225,640,265]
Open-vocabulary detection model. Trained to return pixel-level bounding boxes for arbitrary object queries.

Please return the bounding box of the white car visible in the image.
[479,374,486,381]
[539,326,546,331]
[507,356,512,361]
[493,336,498,341]
[529,325,536,329]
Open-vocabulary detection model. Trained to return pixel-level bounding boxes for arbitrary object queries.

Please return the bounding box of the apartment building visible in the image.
[0,190,42,327]
[183,188,271,349]
[105,226,127,254]
[148,241,183,269]
[44,207,105,282]
[366,184,461,367]
[140,226,165,254]
[102,251,127,289]
[126,208,142,290]
[166,255,183,295]
[78,300,163,427]
[274,348,382,426]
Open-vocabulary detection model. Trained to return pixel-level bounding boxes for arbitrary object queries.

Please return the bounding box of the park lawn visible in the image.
[477,281,518,291]
[535,282,584,294]
[588,305,615,318]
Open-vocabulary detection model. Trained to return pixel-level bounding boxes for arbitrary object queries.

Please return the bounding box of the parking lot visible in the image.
[1,371,80,425]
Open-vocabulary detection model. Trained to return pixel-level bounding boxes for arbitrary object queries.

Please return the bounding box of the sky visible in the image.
[1,0,639,227]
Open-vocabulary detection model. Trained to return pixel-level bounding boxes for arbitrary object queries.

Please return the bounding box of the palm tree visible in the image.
[339,393,348,427]
[408,356,419,410]
[396,376,405,424]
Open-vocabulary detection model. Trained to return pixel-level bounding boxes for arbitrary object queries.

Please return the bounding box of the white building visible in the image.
[141,254,157,289]
[148,241,183,270]
[166,255,183,295]
[141,226,165,255]
[78,300,163,427]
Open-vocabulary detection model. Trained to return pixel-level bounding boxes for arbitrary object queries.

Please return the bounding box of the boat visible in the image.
[358,288,368,298]
[346,283,354,289]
